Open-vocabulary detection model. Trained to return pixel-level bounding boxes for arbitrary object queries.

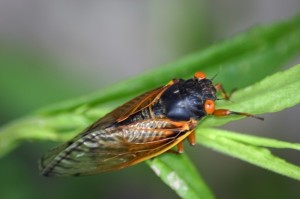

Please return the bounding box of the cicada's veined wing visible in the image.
[87,86,167,131]
[39,82,183,177]
[39,119,193,177]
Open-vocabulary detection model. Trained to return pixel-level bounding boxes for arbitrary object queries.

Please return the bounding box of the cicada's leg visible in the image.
[204,99,264,121]
[187,130,196,146]
[169,120,197,152]
[212,109,264,120]
[165,142,184,154]
[155,119,196,132]
[214,83,236,100]
[174,128,197,153]
[141,118,198,155]
[175,130,196,153]
[176,141,184,154]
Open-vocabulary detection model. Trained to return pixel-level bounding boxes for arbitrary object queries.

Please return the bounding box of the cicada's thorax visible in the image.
[152,78,217,121]
[118,78,217,126]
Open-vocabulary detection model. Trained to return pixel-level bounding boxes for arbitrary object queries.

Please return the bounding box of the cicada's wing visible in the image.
[87,86,167,131]
[39,82,184,176]
[39,119,192,176]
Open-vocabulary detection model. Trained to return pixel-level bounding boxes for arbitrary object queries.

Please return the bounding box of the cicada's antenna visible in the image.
[210,66,222,81]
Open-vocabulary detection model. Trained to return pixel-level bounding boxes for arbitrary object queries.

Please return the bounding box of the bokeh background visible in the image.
[1,1,300,199]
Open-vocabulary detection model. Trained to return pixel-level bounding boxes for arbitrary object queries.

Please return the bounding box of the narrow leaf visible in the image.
[197,128,300,180]
[201,128,300,150]
[147,154,214,199]
[201,64,300,127]
[39,14,300,115]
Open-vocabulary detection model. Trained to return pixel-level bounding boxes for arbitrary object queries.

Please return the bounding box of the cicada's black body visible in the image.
[39,72,261,177]
[153,78,217,121]
[118,77,217,127]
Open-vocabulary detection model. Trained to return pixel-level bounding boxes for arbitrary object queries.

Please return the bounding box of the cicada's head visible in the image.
[156,72,217,121]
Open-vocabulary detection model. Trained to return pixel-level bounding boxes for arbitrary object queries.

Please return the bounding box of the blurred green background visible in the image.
[1,1,300,199]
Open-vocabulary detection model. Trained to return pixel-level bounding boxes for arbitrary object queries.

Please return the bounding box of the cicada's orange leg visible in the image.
[187,130,196,146]
[204,99,264,121]
[214,83,236,100]
[172,121,197,153]
[212,109,264,120]
[174,130,196,154]
[165,142,184,154]
[176,141,184,154]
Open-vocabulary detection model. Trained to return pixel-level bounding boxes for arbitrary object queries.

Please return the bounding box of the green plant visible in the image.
[1,14,300,199]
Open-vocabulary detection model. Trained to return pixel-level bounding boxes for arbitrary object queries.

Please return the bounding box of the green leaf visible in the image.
[193,64,300,180]
[200,128,300,150]
[200,64,300,127]
[147,154,214,199]
[38,14,300,115]
[197,128,300,180]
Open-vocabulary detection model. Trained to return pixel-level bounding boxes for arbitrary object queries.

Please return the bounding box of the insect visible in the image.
[39,71,263,177]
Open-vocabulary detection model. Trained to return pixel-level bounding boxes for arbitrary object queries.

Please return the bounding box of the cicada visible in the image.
[39,72,263,176]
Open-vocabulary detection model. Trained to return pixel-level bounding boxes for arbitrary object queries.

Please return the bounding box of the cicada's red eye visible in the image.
[204,99,215,114]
